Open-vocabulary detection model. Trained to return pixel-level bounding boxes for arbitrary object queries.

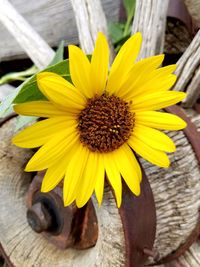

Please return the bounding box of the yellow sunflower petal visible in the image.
[104,153,122,207]
[135,111,187,130]
[13,101,68,117]
[91,32,109,95]
[64,145,89,206]
[37,72,86,112]
[114,144,141,196]
[95,155,105,205]
[25,129,78,171]
[69,45,93,98]
[132,124,176,152]
[76,152,98,208]
[41,141,80,192]
[125,65,177,100]
[41,160,66,192]
[116,54,165,98]
[12,117,75,148]
[128,136,170,168]
[107,32,142,94]
[135,74,176,96]
[131,91,186,111]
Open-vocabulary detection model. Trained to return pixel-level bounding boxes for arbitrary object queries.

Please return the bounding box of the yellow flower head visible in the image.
[12,32,186,208]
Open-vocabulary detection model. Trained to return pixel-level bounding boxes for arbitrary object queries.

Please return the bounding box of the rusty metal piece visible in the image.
[26,173,98,250]
[119,165,156,267]
[166,105,200,163]
[27,202,52,233]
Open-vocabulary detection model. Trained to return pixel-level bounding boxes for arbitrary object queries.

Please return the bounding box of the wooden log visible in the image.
[132,0,169,59]
[0,0,120,62]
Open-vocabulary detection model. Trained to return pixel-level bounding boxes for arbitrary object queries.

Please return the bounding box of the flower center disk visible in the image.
[78,93,135,153]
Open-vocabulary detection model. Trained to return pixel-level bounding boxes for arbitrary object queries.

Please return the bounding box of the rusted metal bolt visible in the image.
[26,173,98,249]
[27,202,52,233]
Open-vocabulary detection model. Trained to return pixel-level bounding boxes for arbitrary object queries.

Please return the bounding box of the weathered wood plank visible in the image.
[70,0,114,60]
[0,0,119,61]
[132,0,169,59]
[173,30,200,107]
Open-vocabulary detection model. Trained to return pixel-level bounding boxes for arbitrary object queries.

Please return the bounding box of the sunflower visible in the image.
[12,32,186,208]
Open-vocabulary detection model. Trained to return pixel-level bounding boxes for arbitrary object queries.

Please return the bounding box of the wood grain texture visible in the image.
[70,0,114,58]
[0,0,119,61]
[132,0,169,59]
[173,30,200,107]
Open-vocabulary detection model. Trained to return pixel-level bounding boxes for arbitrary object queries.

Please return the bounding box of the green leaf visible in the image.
[108,22,125,44]
[49,40,65,66]
[123,0,135,20]
[13,59,70,104]
[123,0,135,37]
[15,115,37,131]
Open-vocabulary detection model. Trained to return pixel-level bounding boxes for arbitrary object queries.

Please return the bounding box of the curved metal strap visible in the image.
[119,164,156,267]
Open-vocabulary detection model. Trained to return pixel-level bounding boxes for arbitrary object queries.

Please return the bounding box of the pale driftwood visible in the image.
[0,118,125,267]
[0,0,55,69]
[173,30,200,107]
[0,0,119,62]
[70,0,114,60]
[0,84,15,101]
[183,0,200,27]
[132,0,169,59]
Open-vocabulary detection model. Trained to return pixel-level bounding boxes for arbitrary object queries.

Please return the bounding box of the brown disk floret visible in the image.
[77,93,135,153]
